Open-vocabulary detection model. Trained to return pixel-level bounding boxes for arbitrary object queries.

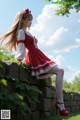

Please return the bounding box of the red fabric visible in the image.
[22,33,56,76]
[17,40,25,44]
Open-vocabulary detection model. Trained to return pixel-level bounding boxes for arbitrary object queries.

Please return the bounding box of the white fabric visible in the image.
[55,70,65,110]
[31,61,54,69]
[17,29,25,40]
[15,29,26,60]
[32,63,57,76]
[33,64,56,79]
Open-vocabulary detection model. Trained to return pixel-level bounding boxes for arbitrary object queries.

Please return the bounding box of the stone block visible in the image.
[39,78,52,87]
[64,100,69,107]
[29,77,40,85]
[50,98,56,107]
[76,106,80,111]
[0,60,7,78]
[50,86,56,99]
[30,101,37,111]
[40,111,50,118]
[25,113,31,120]
[19,65,29,82]
[63,91,68,101]
[71,107,76,112]
[12,111,31,120]
[40,87,52,98]
[31,111,40,120]
[6,81,16,93]
[7,62,19,80]
[67,107,72,112]
[38,98,51,111]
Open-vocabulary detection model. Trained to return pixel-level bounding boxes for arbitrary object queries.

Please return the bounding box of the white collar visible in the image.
[22,28,32,36]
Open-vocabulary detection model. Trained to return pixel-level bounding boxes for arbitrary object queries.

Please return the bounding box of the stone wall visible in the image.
[0,61,80,120]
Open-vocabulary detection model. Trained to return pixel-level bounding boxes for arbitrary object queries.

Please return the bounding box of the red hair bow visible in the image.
[23,8,31,16]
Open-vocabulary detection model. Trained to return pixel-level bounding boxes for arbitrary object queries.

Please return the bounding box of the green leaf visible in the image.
[17,93,24,101]
[0,79,8,86]
[27,85,42,94]
[31,95,40,103]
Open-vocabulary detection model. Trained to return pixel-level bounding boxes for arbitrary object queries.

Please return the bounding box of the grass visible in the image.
[39,111,80,120]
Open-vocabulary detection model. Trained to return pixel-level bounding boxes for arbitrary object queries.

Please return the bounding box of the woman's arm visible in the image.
[15,29,26,61]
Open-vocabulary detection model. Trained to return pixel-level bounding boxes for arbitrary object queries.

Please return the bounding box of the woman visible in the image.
[0,8,69,116]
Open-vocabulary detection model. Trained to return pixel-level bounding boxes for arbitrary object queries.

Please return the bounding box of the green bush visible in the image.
[0,75,42,118]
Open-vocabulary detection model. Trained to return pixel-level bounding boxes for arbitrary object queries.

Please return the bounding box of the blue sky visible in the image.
[0,0,80,82]
[0,0,46,30]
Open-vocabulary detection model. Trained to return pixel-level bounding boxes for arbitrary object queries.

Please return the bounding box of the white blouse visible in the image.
[15,29,26,60]
[15,29,38,61]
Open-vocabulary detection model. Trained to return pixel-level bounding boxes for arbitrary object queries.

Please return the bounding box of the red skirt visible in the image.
[25,48,57,79]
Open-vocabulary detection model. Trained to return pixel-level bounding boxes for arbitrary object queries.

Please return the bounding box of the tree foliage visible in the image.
[0,47,15,62]
[45,0,80,16]
[70,74,80,92]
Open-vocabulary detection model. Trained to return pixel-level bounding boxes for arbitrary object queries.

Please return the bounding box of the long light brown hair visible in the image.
[0,9,33,51]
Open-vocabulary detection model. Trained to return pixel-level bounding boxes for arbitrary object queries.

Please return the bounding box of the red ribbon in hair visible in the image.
[23,8,31,16]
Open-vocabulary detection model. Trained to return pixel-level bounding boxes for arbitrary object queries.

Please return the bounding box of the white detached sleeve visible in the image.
[15,29,26,60]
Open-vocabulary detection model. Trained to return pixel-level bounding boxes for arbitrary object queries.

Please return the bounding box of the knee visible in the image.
[59,68,64,75]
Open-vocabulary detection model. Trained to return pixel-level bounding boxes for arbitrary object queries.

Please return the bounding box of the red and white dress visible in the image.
[15,29,57,79]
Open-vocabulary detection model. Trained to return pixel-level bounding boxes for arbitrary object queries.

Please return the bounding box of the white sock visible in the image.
[55,71,65,110]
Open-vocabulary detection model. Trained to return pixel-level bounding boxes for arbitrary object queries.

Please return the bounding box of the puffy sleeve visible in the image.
[15,29,26,61]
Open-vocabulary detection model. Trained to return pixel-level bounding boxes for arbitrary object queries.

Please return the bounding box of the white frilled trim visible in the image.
[15,29,26,60]
[31,63,57,77]
[31,61,53,69]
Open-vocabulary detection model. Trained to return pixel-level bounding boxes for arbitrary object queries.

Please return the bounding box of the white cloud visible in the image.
[46,26,68,47]
[30,4,80,53]
[54,38,80,53]
[69,69,80,83]
[54,55,74,72]
[53,54,78,82]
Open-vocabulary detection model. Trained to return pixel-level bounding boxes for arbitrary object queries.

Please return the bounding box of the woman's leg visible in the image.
[48,66,65,110]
